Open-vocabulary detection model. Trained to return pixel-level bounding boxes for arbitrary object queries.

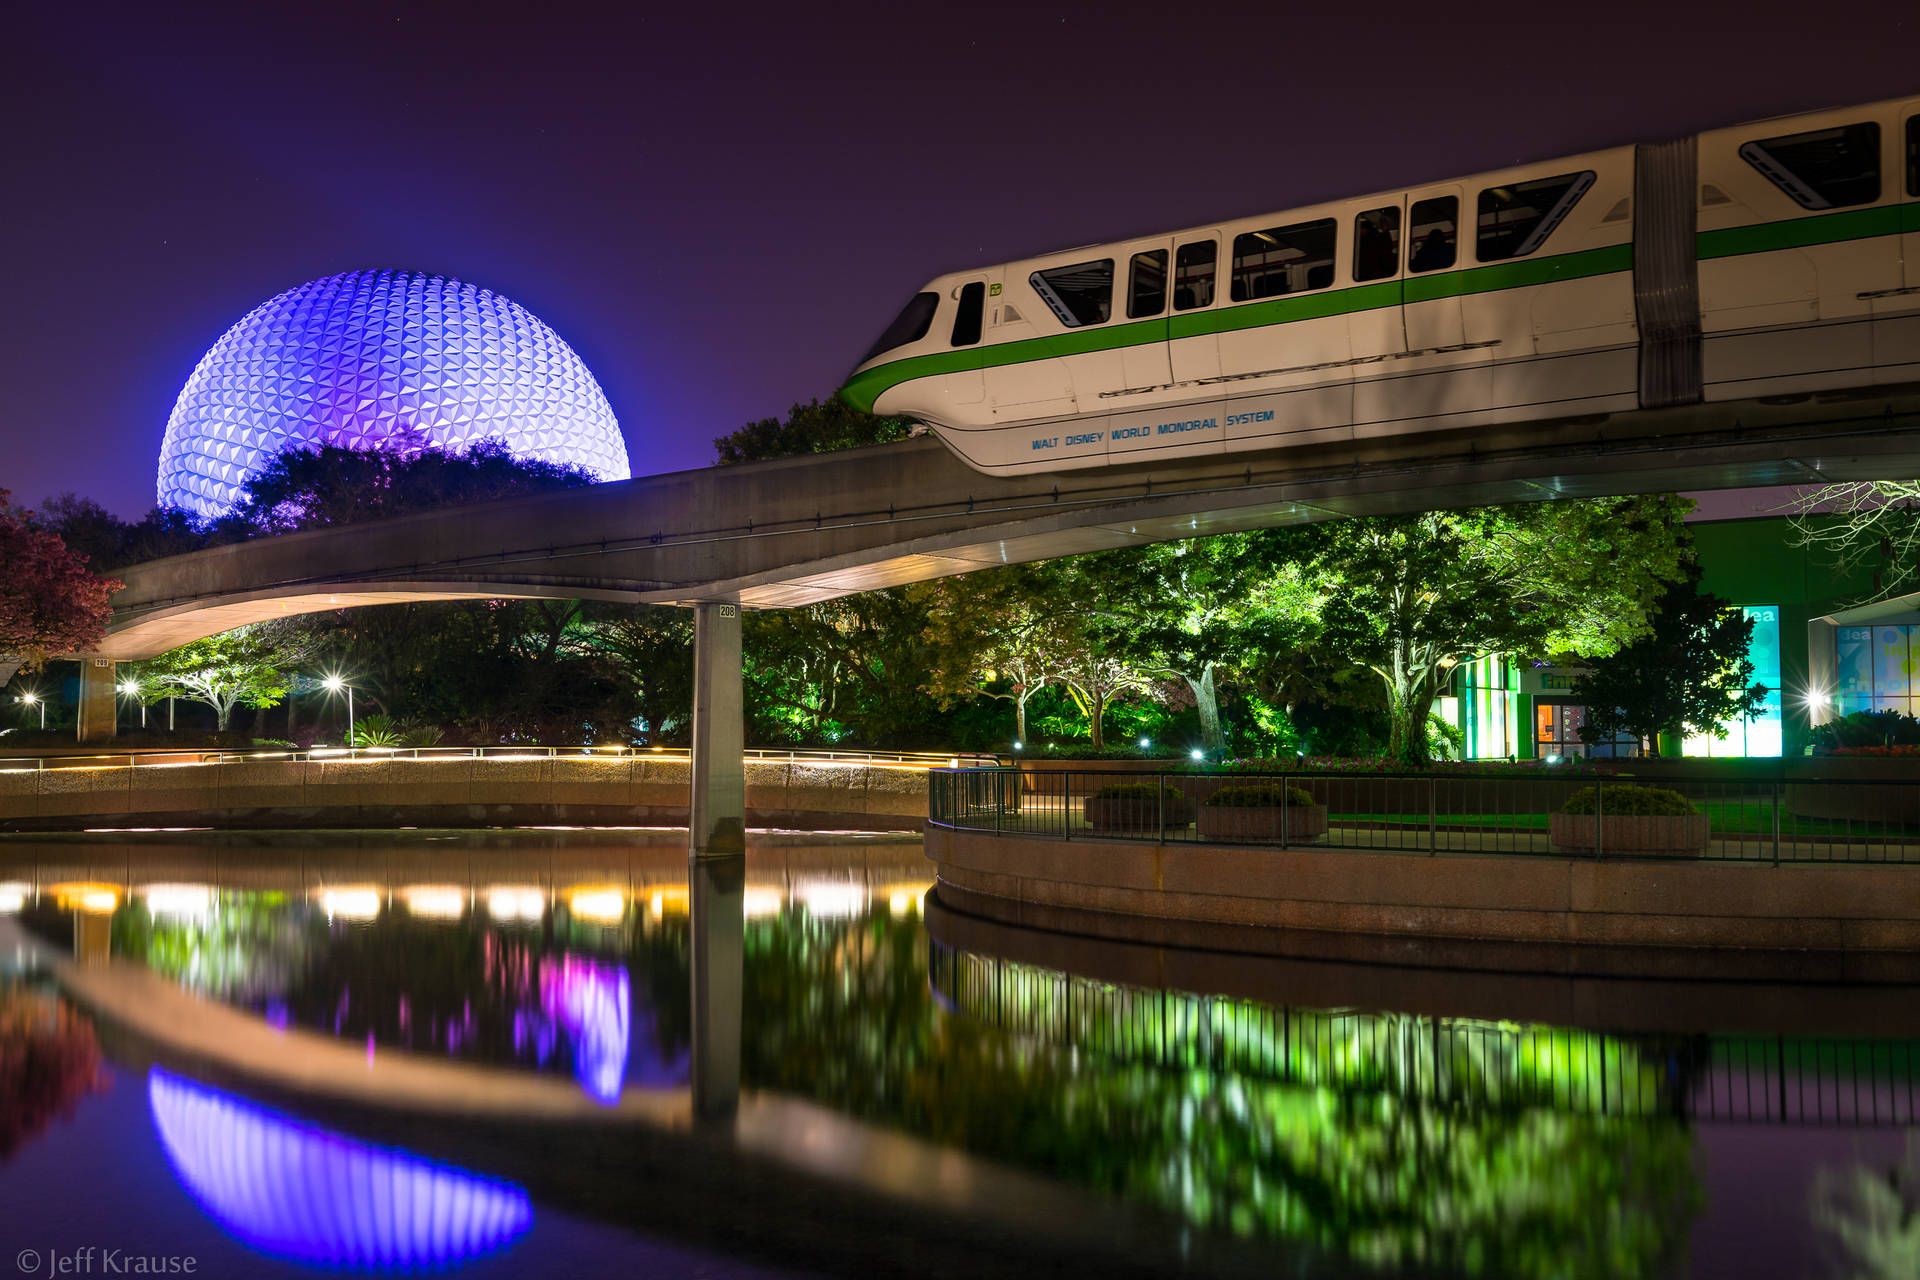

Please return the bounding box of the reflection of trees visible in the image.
[1814,1134,1920,1279]
[111,892,313,1003]
[0,983,107,1160]
[740,918,1701,1279]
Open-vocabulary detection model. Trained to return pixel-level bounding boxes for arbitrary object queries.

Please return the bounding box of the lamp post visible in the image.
[324,675,354,747]
[21,692,44,729]
[119,680,145,729]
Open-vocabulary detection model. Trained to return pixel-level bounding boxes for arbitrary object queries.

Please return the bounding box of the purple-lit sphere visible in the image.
[157,269,630,518]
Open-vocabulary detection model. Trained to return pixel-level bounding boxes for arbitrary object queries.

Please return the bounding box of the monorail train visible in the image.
[842,97,1920,475]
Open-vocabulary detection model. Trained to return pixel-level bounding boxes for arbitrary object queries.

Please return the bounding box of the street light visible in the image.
[20,692,44,729]
[323,675,354,747]
[118,680,145,729]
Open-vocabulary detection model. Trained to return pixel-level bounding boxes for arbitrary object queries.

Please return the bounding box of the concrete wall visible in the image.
[0,757,928,832]
[926,826,1920,981]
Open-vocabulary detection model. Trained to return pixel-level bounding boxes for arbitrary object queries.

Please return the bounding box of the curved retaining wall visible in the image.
[925,826,1920,982]
[0,757,926,832]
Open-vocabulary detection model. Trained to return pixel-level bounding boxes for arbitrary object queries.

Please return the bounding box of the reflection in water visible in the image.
[1814,1133,1920,1276]
[0,984,108,1159]
[148,1067,532,1270]
[537,954,631,1103]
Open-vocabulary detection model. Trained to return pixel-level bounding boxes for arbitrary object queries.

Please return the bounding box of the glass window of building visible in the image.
[1407,197,1458,272]
[951,282,985,346]
[1684,606,1783,757]
[1739,122,1881,210]
[1353,207,1401,282]
[1476,171,1596,262]
[1174,241,1216,310]
[1128,250,1168,318]
[1030,260,1114,328]
[1835,623,1918,716]
[1231,219,1337,301]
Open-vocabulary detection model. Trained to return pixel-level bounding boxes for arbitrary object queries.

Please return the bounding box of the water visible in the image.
[1,829,1916,1279]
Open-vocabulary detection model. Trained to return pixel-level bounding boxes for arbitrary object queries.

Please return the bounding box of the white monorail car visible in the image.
[843,98,1920,475]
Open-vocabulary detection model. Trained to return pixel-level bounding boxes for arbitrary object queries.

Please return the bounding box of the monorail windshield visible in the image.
[859,291,939,365]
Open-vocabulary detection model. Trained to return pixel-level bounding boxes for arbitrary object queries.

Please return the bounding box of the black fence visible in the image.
[929,767,1920,864]
[931,939,1920,1126]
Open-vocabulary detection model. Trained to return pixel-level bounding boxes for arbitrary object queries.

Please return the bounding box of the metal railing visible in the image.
[0,745,998,774]
[929,766,1920,864]
[931,939,1920,1125]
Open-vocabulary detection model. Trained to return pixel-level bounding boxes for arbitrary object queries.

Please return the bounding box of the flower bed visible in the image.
[1082,783,1193,833]
[1548,785,1710,855]
[1196,783,1327,843]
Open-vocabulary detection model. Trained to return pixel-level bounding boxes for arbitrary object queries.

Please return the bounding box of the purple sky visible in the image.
[3,0,1915,517]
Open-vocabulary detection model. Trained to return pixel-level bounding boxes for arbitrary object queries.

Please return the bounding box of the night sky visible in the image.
[4,0,1915,517]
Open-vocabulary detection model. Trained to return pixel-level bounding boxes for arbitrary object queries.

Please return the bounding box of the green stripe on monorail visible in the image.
[841,245,1635,414]
[1696,203,1916,260]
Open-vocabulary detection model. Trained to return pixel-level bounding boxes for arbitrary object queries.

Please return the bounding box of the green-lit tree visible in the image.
[1292,498,1690,762]
[1570,562,1767,756]
[137,626,291,730]
[1097,536,1323,754]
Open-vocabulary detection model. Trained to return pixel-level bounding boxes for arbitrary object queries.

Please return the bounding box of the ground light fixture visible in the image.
[19,691,44,728]
[1190,748,1205,761]
[1138,737,1151,749]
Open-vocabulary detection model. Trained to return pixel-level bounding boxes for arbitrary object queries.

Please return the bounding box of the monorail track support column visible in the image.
[688,601,744,1120]
[76,657,117,745]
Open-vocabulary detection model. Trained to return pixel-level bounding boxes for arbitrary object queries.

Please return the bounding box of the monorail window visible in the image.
[1740,122,1880,210]
[951,281,985,346]
[1231,219,1336,301]
[1477,171,1595,262]
[1408,197,1457,272]
[1174,241,1216,310]
[860,292,939,365]
[1029,259,1113,328]
[1353,207,1400,282]
[1128,250,1168,318]
[1906,116,1918,197]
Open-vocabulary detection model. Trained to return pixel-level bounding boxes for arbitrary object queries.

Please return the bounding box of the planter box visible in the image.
[1083,795,1193,833]
[1783,758,1920,824]
[1197,803,1329,843]
[1548,812,1710,855]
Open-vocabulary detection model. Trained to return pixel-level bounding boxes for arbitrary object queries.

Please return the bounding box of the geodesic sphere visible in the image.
[157,269,630,518]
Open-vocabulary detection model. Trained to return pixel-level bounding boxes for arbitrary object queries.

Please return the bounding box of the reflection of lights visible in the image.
[485,885,545,921]
[0,883,27,913]
[796,881,865,918]
[316,886,381,920]
[741,887,784,918]
[644,886,688,919]
[142,884,214,917]
[400,885,466,919]
[884,883,933,916]
[568,887,626,923]
[51,882,120,914]
[148,1068,532,1267]
[541,955,631,1104]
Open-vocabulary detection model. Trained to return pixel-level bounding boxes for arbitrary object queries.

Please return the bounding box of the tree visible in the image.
[222,436,595,535]
[29,495,208,573]
[1788,480,1920,600]
[0,488,121,673]
[1293,498,1690,763]
[137,627,290,731]
[713,398,912,465]
[1569,562,1767,756]
[1098,536,1323,754]
[1054,631,1153,751]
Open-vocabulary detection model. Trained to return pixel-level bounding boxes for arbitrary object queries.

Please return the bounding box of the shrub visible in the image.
[1560,784,1697,817]
[1203,783,1317,808]
[1089,782,1159,801]
[1812,709,1920,753]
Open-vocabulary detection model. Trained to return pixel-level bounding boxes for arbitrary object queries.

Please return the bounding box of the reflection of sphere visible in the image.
[157,269,629,519]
